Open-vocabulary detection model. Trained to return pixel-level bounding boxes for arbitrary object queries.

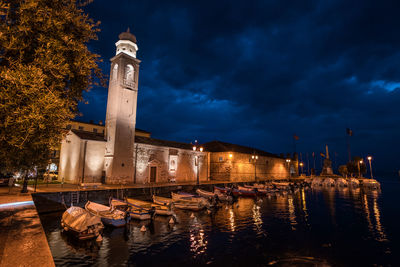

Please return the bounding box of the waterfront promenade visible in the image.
[0,187,55,267]
[0,180,233,267]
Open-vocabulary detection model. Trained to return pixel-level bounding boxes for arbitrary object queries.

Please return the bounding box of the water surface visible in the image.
[39,178,400,266]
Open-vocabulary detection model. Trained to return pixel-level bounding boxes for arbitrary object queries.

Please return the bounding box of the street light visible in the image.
[299,162,304,175]
[252,154,258,182]
[358,159,363,178]
[286,159,291,179]
[367,156,373,179]
[193,145,204,186]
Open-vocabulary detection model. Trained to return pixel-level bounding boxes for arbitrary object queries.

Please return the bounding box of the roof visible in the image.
[118,28,137,43]
[135,136,194,150]
[202,140,282,158]
[71,130,106,141]
[71,119,150,134]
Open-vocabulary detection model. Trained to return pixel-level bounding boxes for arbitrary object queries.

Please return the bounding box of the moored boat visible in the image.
[126,198,173,216]
[197,188,233,202]
[214,186,230,194]
[336,178,348,187]
[153,195,173,206]
[61,206,104,240]
[173,199,206,211]
[272,182,290,189]
[171,192,208,205]
[232,186,257,197]
[348,178,360,187]
[110,198,153,220]
[85,201,127,227]
[322,178,335,187]
[311,178,323,187]
[362,179,381,190]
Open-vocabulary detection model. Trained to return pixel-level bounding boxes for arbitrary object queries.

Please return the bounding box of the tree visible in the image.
[346,156,366,177]
[0,0,104,189]
[338,165,348,178]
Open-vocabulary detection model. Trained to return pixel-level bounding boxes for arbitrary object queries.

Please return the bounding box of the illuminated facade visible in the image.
[58,30,208,185]
[58,30,293,185]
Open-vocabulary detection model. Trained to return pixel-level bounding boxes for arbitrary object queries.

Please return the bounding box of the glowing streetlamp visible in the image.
[286,158,291,179]
[299,162,304,175]
[193,144,204,186]
[367,156,373,179]
[358,159,363,178]
[252,154,258,182]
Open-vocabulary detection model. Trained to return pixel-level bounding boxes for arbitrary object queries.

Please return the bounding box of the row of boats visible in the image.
[60,178,379,241]
[306,177,381,189]
[60,182,294,241]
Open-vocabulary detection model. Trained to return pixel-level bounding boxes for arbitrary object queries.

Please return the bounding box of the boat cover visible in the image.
[62,206,101,232]
[86,201,125,219]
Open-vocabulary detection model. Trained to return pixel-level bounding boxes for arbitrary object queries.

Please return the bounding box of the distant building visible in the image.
[58,30,293,185]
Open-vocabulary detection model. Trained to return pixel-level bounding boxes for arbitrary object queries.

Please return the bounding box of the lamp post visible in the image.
[252,154,258,182]
[358,159,363,178]
[286,159,291,179]
[299,162,304,175]
[367,156,373,179]
[193,145,203,186]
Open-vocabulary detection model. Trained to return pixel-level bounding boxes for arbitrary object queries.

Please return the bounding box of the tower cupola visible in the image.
[115,28,138,58]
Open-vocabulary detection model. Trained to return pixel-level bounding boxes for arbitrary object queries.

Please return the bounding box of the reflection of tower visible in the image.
[104,29,140,184]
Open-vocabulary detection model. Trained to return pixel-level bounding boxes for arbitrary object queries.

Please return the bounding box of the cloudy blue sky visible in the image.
[79,0,400,174]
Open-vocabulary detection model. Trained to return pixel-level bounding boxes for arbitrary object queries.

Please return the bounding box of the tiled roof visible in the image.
[135,136,194,150]
[202,140,282,158]
[71,130,106,141]
[71,119,150,134]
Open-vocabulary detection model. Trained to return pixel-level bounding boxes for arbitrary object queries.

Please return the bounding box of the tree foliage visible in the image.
[0,0,103,173]
[346,156,367,177]
[338,165,348,177]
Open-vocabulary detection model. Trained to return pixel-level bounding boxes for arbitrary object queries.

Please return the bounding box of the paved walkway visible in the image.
[0,194,55,267]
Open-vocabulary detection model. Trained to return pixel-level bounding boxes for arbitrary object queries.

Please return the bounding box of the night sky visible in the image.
[79,0,400,174]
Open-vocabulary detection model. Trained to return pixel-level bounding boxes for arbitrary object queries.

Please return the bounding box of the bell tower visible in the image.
[104,29,140,184]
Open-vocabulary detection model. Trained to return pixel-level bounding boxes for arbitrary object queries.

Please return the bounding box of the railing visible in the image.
[122,79,135,90]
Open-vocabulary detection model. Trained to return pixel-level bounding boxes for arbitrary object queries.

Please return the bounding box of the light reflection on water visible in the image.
[39,179,400,266]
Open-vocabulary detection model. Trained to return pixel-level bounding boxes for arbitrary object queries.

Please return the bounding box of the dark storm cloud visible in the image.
[78,0,400,172]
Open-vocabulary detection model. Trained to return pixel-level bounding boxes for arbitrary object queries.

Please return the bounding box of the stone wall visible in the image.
[134,143,208,184]
[58,133,106,184]
[209,152,290,181]
[58,133,83,184]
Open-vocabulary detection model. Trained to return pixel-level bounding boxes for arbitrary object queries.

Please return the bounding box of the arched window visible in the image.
[112,64,118,81]
[125,64,134,82]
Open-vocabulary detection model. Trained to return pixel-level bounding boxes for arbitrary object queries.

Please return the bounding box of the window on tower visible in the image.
[124,64,135,89]
[125,64,134,81]
[112,64,118,81]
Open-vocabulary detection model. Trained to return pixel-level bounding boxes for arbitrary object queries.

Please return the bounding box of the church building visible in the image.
[58,30,293,185]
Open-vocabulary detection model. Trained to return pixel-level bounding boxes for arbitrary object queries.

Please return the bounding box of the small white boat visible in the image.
[272,182,290,189]
[362,179,381,190]
[110,198,153,220]
[171,192,208,205]
[61,206,104,240]
[153,195,173,206]
[322,178,335,187]
[154,194,206,211]
[336,178,348,187]
[197,188,233,202]
[311,178,323,187]
[85,201,127,227]
[348,178,360,187]
[173,200,206,211]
